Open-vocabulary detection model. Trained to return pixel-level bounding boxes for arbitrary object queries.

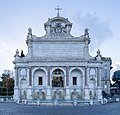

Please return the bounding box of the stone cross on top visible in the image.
[55,5,62,17]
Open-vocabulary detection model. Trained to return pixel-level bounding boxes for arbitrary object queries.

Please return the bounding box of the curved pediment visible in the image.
[44,16,73,38]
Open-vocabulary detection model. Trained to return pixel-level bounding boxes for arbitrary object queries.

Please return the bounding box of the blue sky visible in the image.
[0,0,120,75]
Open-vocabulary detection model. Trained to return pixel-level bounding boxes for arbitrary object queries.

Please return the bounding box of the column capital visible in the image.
[85,66,89,69]
[14,66,19,69]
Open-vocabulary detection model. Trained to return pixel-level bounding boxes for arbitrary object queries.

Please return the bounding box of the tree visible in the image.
[112,70,120,82]
[112,70,120,89]
[1,70,14,95]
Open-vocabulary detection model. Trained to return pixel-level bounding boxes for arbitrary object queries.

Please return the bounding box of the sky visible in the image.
[0,0,120,76]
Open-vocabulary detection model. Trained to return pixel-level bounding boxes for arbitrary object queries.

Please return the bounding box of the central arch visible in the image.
[52,69,64,87]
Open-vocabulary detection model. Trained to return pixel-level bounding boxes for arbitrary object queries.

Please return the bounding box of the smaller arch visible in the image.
[89,68,96,76]
[50,67,66,76]
[20,78,27,84]
[52,69,64,87]
[70,69,83,76]
[20,68,27,76]
[32,67,47,77]
[69,67,84,76]
[70,69,83,87]
[89,78,96,99]
[33,69,46,86]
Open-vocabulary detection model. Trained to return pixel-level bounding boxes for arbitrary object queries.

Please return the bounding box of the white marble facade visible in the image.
[13,12,112,103]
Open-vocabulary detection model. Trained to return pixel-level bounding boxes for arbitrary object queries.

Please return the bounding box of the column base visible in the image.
[65,87,70,100]
[13,87,19,102]
[97,86,102,100]
[84,86,89,100]
[46,87,52,100]
[27,86,32,99]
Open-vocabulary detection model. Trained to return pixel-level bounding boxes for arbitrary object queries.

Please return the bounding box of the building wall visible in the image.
[13,15,111,103]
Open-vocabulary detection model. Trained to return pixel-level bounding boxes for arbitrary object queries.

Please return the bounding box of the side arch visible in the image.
[69,69,83,87]
[33,69,46,86]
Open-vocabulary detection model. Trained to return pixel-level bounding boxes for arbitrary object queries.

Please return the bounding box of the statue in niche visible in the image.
[52,77,63,87]
[89,90,93,100]
[23,91,27,99]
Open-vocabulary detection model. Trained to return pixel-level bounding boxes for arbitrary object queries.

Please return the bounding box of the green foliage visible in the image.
[0,76,14,96]
[112,70,120,82]
[0,87,14,96]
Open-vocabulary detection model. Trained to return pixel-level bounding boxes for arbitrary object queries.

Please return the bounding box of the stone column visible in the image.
[84,67,90,100]
[85,67,88,86]
[47,66,50,86]
[65,66,70,100]
[13,67,19,102]
[46,66,51,99]
[27,67,32,100]
[15,67,19,87]
[97,67,102,100]
[66,66,69,86]
[29,67,32,86]
[97,67,101,87]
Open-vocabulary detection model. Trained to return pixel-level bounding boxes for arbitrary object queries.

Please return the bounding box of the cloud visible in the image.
[72,12,113,52]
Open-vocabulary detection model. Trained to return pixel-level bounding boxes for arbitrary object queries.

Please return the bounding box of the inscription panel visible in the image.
[32,43,84,58]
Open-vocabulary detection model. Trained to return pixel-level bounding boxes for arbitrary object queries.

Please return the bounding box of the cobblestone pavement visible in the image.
[0,102,120,115]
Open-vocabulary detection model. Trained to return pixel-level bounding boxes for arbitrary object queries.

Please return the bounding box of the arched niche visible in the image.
[20,78,27,89]
[20,68,27,76]
[52,69,64,87]
[90,68,96,78]
[20,78,27,99]
[70,69,83,87]
[33,69,46,86]
[89,78,96,99]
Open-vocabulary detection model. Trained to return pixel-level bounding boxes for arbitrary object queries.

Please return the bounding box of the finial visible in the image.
[28,27,32,35]
[84,28,89,38]
[14,49,19,58]
[27,27,32,39]
[55,5,62,17]
[96,49,102,57]
[95,49,102,61]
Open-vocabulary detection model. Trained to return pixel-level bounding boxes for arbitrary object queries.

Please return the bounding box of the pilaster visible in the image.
[97,67,101,87]
[65,87,70,100]
[15,67,19,87]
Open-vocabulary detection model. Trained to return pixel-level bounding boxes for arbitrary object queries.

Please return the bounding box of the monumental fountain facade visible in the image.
[13,11,112,104]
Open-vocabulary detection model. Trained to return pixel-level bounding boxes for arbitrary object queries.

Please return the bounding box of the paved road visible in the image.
[0,102,120,115]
